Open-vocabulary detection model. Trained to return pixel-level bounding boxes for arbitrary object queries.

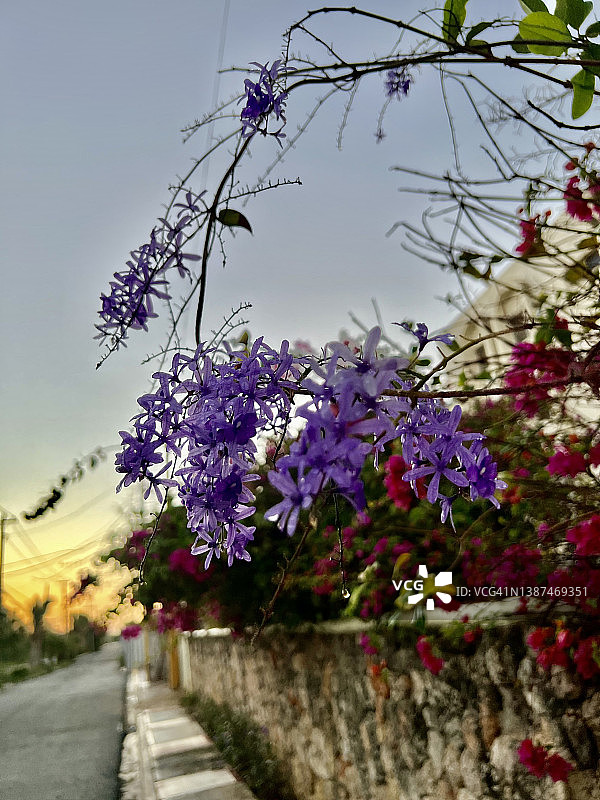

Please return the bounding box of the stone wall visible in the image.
[179,622,600,800]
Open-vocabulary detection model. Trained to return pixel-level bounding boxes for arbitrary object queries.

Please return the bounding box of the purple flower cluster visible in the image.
[116,325,505,567]
[96,191,204,351]
[240,60,288,140]
[397,321,454,350]
[116,338,303,568]
[265,328,408,534]
[265,327,506,536]
[385,67,412,99]
[401,404,507,527]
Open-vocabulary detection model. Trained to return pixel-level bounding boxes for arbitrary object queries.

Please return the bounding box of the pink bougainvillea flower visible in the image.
[566,515,600,556]
[555,629,575,649]
[463,625,483,644]
[588,442,600,467]
[518,739,574,782]
[485,543,541,590]
[121,624,142,640]
[564,176,593,220]
[573,636,600,679]
[527,624,578,671]
[168,547,212,582]
[537,522,551,541]
[373,537,389,554]
[416,635,445,675]
[517,739,548,779]
[546,449,587,478]
[536,644,570,670]
[546,753,574,783]
[505,341,573,416]
[526,626,554,651]
[313,580,335,596]
[391,541,412,558]
[359,633,380,655]
[384,454,417,511]
[515,215,541,256]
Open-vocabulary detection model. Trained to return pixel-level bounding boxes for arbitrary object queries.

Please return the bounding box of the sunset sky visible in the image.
[1,0,530,629]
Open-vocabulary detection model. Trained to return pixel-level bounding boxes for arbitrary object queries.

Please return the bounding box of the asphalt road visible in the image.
[0,641,126,800]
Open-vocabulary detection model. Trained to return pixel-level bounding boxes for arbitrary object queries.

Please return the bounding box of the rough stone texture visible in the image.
[181,625,599,800]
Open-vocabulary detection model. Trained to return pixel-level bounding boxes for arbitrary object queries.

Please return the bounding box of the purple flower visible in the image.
[416,404,482,458]
[265,470,320,536]
[240,60,288,140]
[385,68,412,99]
[396,322,454,350]
[115,429,166,492]
[191,529,222,569]
[116,336,300,566]
[465,441,507,506]
[114,324,504,571]
[96,201,203,354]
[439,494,458,531]
[403,442,469,504]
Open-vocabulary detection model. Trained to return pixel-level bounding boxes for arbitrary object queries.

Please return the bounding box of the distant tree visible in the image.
[29,598,51,668]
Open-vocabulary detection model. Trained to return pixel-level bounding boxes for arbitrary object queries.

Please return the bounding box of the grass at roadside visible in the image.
[181,691,296,800]
[0,661,55,686]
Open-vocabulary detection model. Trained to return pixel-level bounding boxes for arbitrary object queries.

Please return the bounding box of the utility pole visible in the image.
[0,511,17,611]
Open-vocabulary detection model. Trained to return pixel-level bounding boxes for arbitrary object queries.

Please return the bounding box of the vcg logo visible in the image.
[393,564,454,610]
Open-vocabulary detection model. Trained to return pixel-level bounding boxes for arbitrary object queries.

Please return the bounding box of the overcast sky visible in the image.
[0,0,547,622]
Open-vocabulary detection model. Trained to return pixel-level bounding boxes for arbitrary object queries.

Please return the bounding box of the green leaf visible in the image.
[582,43,600,77]
[555,327,573,347]
[511,34,531,53]
[586,20,600,37]
[519,12,572,55]
[467,39,492,51]
[443,0,469,42]
[519,0,549,12]
[571,68,595,118]
[535,325,551,344]
[217,209,253,233]
[564,266,588,283]
[465,20,493,43]
[555,0,593,29]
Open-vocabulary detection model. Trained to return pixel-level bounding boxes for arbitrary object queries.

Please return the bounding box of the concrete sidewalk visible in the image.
[120,669,256,800]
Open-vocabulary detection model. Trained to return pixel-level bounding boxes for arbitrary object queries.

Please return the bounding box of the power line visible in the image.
[5,542,102,578]
[201,0,230,187]
[4,545,80,570]
[2,503,46,564]
[2,589,30,615]
[12,522,44,560]
[5,532,33,564]
[4,515,121,585]
[5,498,122,582]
